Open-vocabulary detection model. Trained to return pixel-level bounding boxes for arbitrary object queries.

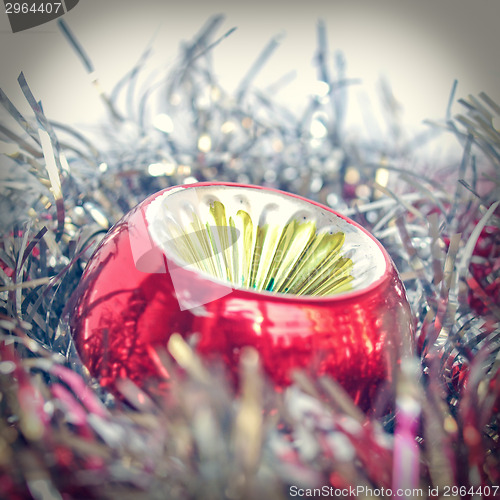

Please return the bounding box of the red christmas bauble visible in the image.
[69,183,414,411]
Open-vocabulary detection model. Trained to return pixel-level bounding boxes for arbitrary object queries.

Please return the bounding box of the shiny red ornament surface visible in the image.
[468,223,500,316]
[69,183,414,411]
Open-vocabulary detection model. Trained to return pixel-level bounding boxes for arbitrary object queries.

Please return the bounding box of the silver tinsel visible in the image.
[0,15,499,499]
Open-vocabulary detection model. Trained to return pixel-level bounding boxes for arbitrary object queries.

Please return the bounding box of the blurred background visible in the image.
[1,0,499,133]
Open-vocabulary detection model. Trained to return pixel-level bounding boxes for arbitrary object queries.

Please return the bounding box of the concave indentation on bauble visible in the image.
[146,184,386,297]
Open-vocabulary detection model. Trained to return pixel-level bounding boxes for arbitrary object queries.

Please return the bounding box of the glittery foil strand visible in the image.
[0,14,499,499]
